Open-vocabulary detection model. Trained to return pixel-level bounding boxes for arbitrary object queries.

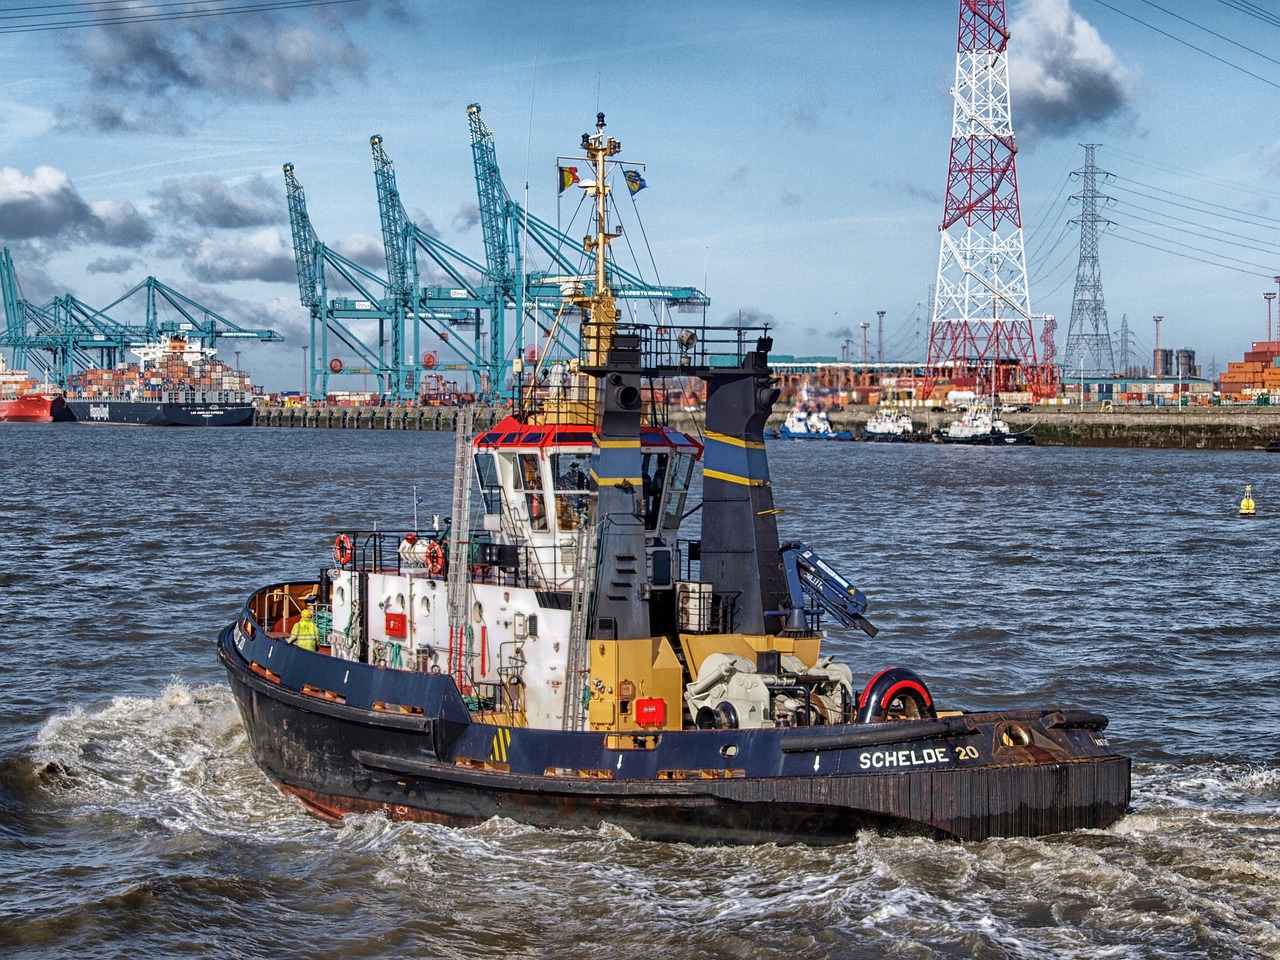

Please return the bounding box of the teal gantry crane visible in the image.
[0,247,281,387]
[284,106,711,404]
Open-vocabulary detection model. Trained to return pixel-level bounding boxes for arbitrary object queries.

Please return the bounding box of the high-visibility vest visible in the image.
[290,617,319,651]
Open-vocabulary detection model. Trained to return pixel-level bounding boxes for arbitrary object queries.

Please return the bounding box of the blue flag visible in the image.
[624,170,647,195]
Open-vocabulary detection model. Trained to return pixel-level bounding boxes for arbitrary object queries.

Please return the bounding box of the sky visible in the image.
[3,0,1280,391]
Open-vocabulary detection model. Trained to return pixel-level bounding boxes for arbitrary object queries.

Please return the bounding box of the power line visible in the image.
[1104,145,1280,205]
[1135,0,1280,68]
[1110,176,1280,231]
[1110,198,1278,251]
[1213,0,1280,31]
[1112,223,1276,275]
[1085,0,1280,90]
[0,0,360,34]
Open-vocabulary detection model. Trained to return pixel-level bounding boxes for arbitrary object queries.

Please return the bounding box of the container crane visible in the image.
[284,161,405,399]
[284,108,713,404]
[1,248,280,388]
[465,104,710,382]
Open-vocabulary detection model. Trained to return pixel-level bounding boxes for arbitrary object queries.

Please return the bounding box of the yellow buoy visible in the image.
[1239,484,1257,517]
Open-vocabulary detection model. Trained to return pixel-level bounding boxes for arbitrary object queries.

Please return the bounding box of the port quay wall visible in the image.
[254,404,1280,450]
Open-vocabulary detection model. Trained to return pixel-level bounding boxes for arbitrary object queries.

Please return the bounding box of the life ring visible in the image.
[425,540,446,575]
[856,667,937,724]
[333,533,354,565]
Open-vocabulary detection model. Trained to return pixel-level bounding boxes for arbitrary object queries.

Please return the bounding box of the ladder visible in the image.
[446,408,474,687]
[561,518,599,730]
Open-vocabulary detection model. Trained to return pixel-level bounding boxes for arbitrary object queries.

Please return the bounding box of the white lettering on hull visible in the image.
[858,746,958,770]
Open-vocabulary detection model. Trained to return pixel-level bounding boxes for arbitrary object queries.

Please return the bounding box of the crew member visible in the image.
[289,608,319,651]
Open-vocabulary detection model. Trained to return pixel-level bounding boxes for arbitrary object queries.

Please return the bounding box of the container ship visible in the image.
[65,337,256,427]
[217,114,1130,845]
[0,355,71,423]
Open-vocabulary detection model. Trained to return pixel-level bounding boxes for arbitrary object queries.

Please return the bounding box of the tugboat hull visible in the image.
[220,625,1130,844]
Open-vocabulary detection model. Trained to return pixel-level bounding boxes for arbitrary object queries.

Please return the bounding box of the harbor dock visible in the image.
[253,403,1280,450]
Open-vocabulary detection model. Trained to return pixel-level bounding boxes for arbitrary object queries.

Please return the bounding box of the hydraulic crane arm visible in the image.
[779,541,878,637]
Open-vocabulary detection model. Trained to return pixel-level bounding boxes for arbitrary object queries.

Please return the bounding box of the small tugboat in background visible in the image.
[64,337,256,427]
[0,355,71,423]
[933,405,1035,446]
[767,398,854,441]
[860,407,923,443]
[218,113,1128,845]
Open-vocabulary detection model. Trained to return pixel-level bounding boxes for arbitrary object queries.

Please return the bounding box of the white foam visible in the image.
[30,680,326,844]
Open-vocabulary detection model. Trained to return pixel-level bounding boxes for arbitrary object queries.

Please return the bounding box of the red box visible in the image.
[634,698,666,727]
[385,612,407,638]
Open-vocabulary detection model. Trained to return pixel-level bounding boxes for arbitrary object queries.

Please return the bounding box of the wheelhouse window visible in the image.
[473,452,502,515]
[552,452,593,530]
[641,452,667,531]
[661,452,695,532]
[514,452,548,531]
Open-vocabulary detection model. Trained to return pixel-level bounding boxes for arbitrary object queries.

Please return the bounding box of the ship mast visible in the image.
[532,113,624,426]
[579,112,621,368]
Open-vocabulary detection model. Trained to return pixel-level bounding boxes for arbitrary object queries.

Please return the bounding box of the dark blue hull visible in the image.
[67,399,254,426]
[218,616,1130,844]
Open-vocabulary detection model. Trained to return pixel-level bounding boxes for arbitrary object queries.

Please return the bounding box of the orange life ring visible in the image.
[333,533,354,565]
[425,540,446,575]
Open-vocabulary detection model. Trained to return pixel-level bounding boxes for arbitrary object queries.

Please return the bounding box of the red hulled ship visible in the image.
[0,356,69,423]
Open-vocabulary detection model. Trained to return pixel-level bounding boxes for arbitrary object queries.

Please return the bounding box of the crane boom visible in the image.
[283,163,321,314]
[779,542,878,637]
[467,103,515,295]
[370,135,410,306]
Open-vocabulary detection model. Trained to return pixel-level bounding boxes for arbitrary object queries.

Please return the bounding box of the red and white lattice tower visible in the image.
[928,0,1040,396]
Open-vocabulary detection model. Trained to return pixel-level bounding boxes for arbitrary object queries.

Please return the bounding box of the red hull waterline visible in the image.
[0,394,70,423]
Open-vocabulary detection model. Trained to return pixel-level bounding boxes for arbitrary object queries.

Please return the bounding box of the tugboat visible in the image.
[769,398,854,441]
[861,407,923,443]
[217,114,1129,844]
[933,405,1035,446]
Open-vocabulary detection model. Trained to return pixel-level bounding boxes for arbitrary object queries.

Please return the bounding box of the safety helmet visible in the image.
[301,609,313,619]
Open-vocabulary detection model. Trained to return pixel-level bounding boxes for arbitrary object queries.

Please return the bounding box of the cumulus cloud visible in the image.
[0,166,94,240]
[334,232,389,272]
[1009,0,1135,140]
[451,203,480,232]
[87,199,154,246]
[61,2,411,133]
[186,228,296,283]
[0,166,152,247]
[153,174,281,231]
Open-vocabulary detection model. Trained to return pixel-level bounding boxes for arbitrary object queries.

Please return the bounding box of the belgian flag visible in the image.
[558,165,580,194]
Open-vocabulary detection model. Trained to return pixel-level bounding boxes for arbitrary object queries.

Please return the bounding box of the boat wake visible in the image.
[7,687,1278,960]
[22,682,315,843]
